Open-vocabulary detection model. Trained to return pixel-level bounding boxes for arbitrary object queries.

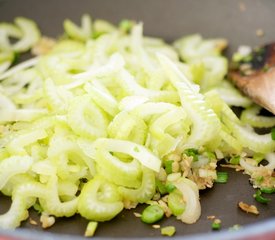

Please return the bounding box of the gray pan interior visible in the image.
[0,0,274,239]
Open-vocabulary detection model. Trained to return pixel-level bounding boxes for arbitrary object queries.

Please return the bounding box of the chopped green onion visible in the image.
[183,148,199,162]
[33,203,43,214]
[212,219,221,230]
[271,128,275,140]
[168,190,186,216]
[161,226,176,237]
[119,19,134,33]
[253,190,271,204]
[165,183,176,193]
[164,160,174,174]
[13,52,20,64]
[215,172,228,183]
[84,221,98,237]
[229,155,240,165]
[141,205,164,224]
[260,188,275,194]
[156,179,167,195]
[206,151,216,160]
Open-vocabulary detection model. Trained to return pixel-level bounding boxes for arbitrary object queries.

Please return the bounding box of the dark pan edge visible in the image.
[0,218,274,240]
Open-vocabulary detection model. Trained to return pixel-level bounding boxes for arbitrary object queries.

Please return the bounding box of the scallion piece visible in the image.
[260,188,275,194]
[84,221,98,237]
[183,148,199,162]
[215,172,228,183]
[168,190,186,216]
[156,179,167,195]
[119,19,134,33]
[33,203,43,214]
[161,226,176,237]
[165,183,176,193]
[141,205,164,224]
[212,219,221,230]
[206,151,216,160]
[164,160,174,174]
[253,190,271,204]
[229,155,240,165]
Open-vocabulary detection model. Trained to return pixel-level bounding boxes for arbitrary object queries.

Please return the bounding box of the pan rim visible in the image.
[0,218,274,240]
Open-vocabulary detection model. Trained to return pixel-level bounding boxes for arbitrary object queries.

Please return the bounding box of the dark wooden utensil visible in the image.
[229,43,275,114]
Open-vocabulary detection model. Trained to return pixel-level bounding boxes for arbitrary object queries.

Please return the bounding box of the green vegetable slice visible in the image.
[241,105,275,128]
[168,189,186,216]
[78,176,123,222]
[161,226,176,236]
[141,205,164,224]
[64,14,92,41]
[215,171,228,183]
[157,53,221,150]
[94,138,161,172]
[12,17,41,52]
[173,177,201,224]
[173,34,227,62]
[223,115,275,154]
[67,95,108,139]
[118,167,156,203]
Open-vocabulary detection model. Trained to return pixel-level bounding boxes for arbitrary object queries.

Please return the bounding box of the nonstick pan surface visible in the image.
[0,0,274,239]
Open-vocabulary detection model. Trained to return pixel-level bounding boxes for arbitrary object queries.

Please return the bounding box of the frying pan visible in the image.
[0,0,274,239]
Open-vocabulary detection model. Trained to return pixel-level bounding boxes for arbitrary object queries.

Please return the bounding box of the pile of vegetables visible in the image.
[0,15,274,234]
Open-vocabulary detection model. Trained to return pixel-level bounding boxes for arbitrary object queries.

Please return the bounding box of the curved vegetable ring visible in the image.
[173,177,201,224]
[107,111,147,144]
[44,78,71,113]
[223,115,275,154]
[64,14,92,42]
[94,138,161,172]
[78,176,124,221]
[149,107,189,156]
[117,69,180,104]
[0,181,41,229]
[118,166,156,204]
[48,134,96,177]
[6,129,47,155]
[67,95,108,139]
[12,17,41,52]
[94,138,143,188]
[241,105,275,128]
[0,156,33,190]
[157,53,221,150]
[39,176,78,217]
[84,81,119,117]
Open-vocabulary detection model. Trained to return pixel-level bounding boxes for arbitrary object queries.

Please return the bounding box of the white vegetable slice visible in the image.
[12,17,41,52]
[94,138,161,172]
[0,156,33,190]
[0,57,39,80]
[173,177,201,224]
[157,53,221,149]
[0,109,47,123]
